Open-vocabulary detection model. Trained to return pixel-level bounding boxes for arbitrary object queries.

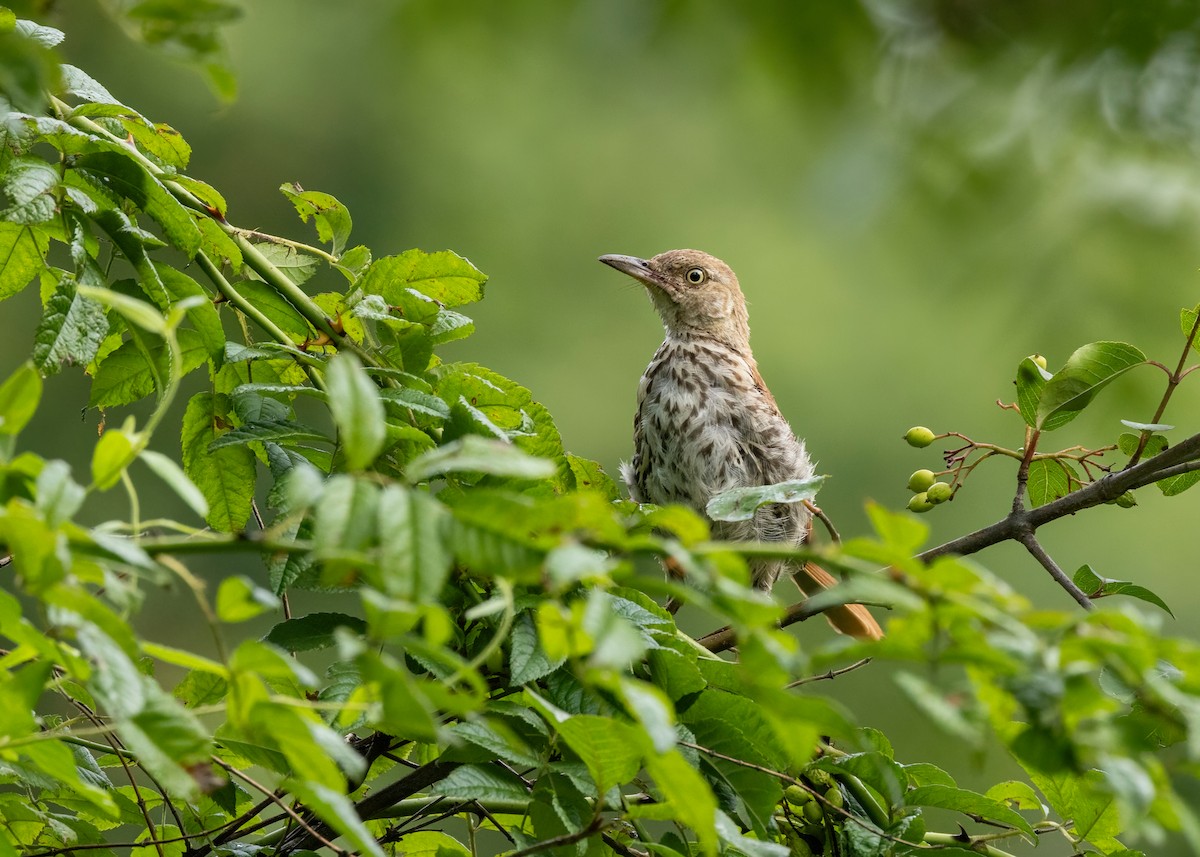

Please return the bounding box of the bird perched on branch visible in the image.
[599,249,883,640]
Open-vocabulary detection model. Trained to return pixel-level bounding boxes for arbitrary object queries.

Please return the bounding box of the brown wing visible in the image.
[792,561,884,640]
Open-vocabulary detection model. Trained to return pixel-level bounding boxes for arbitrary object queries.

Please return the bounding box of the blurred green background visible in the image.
[5,2,1200,849]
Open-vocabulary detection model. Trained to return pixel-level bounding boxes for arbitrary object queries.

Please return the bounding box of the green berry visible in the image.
[907,493,934,513]
[926,482,952,504]
[824,786,844,809]
[907,469,936,492]
[802,800,824,824]
[904,426,936,448]
[790,838,814,857]
[785,784,811,806]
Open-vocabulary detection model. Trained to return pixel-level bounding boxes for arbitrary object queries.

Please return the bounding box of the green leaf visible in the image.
[643,750,718,856]
[1025,459,1076,507]
[216,575,280,622]
[378,386,452,419]
[406,435,557,483]
[285,779,385,857]
[553,715,644,795]
[1,156,58,223]
[904,784,1035,838]
[92,428,138,491]
[138,448,209,519]
[375,486,452,602]
[78,285,165,334]
[33,276,108,376]
[1015,356,1047,427]
[1036,342,1146,431]
[1183,304,1200,351]
[1116,432,1167,458]
[181,392,256,532]
[360,249,487,309]
[119,685,213,801]
[35,459,85,526]
[158,265,223,360]
[509,611,565,685]
[263,613,367,652]
[705,476,825,522]
[0,361,42,435]
[249,242,319,285]
[1157,469,1200,496]
[679,689,785,835]
[75,151,201,255]
[429,309,475,345]
[1071,564,1174,616]
[444,719,541,768]
[388,832,469,857]
[231,279,313,341]
[433,763,530,802]
[0,222,50,300]
[279,183,352,254]
[893,671,983,746]
[326,353,386,471]
[89,329,209,408]
[207,419,329,450]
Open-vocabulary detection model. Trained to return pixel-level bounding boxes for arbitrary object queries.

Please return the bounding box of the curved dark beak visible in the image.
[599,254,657,288]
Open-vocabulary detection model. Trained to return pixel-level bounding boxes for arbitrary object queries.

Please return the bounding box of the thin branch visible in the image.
[1127,308,1200,467]
[504,817,607,857]
[1017,532,1093,610]
[213,759,350,857]
[787,658,872,688]
[803,501,841,544]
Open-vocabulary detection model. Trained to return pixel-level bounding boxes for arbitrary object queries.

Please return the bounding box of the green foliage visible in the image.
[1,9,1200,857]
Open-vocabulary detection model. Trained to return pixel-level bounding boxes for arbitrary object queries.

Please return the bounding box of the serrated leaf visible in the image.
[406,435,556,483]
[327,353,386,471]
[0,361,42,435]
[1036,342,1145,432]
[433,763,529,802]
[360,249,486,309]
[248,242,318,285]
[375,486,451,602]
[378,386,452,419]
[89,329,208,408]
[444,719,541,768]
[207,419,329,450]
[280,184,352,254]
[429,309,475,345]
[705,476,825,522]
[263,613,367,652]
[905,784,1035,838]
[552,715,643,795]
[1,156,58,223]
[181,393,256,532]
[33,276,108,376]
[509,611,564,685]
[0,222,50,301]
[1182,305,1200,351]
[78,285,165,334]
[74,151,201,255]
[231,279,313,341]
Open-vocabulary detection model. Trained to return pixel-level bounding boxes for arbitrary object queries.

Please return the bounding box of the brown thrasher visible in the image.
[599,249,883,641]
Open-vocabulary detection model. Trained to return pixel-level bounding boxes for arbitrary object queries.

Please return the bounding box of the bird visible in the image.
[599,249,883,640]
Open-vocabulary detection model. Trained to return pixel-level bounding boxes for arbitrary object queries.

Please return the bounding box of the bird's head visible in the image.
[599,249,750,346]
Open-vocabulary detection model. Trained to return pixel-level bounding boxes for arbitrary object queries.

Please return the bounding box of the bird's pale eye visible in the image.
[685,267,707,285]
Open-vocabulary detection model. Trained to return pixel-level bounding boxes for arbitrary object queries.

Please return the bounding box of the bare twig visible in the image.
[1017,533,1093,610]
[787,658,873,688]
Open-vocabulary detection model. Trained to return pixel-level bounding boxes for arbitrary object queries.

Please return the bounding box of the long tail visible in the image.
[792,562,884,640]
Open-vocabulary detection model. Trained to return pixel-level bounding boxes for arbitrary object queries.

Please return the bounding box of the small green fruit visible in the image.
[904,426,936,448]
[785,784,811,806]
[907,493,934,513]
[907,469,936,492]
[926,482,952,504]
[802,800,824,824]
[824,785,845,809]
[790,838,814,857]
